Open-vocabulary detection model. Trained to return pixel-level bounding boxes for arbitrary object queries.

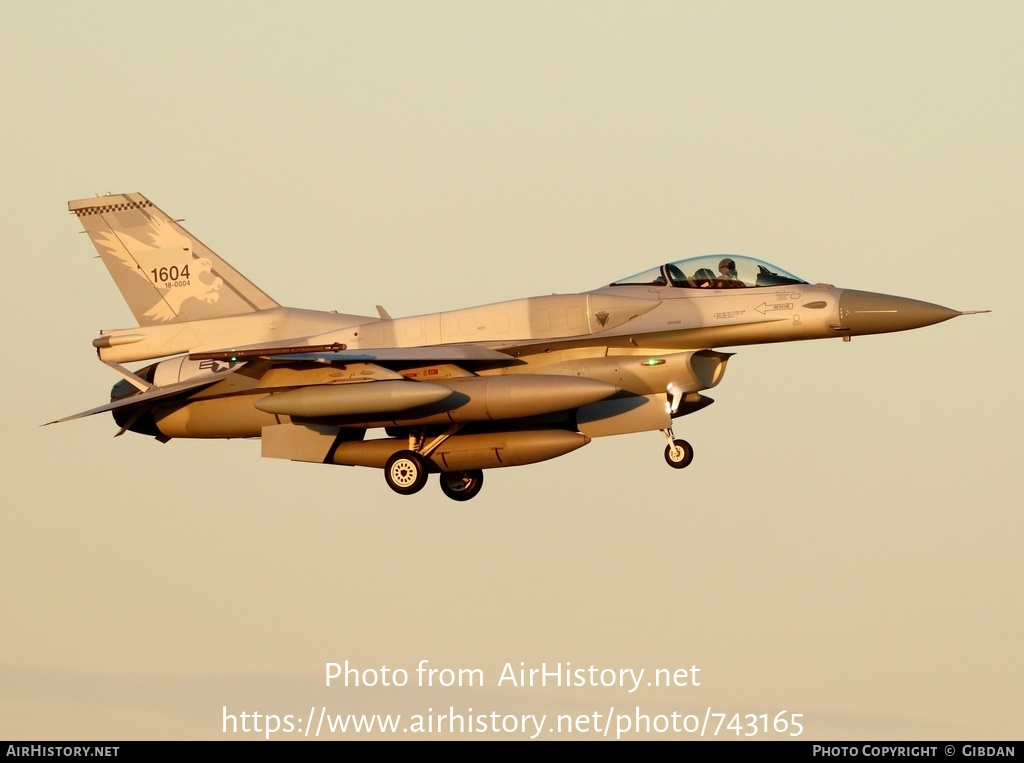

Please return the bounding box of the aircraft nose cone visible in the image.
[838,289,961,336]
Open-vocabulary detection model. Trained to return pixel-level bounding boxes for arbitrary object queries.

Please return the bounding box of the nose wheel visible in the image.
[661,429,694,469]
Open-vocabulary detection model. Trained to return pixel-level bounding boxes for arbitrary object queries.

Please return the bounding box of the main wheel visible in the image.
[384,450,428,495]
[439,469,484,502]
[664,439,694,469]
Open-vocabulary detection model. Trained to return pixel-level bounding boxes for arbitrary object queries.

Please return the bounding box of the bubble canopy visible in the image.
[610,255,807,290]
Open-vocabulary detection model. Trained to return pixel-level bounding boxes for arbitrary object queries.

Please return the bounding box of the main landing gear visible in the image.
[439,470,485,501]
[383,449,485,502]
[661,428,694,469]
[382,427,485,502]
[384,450,429,495]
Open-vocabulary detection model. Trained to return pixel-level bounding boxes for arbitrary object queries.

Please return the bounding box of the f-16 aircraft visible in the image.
[51,193,987,501]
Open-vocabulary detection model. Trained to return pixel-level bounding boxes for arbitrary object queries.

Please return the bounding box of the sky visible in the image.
[1,1,1021,740]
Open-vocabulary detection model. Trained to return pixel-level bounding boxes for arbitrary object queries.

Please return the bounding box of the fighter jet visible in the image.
[50,193,988,501]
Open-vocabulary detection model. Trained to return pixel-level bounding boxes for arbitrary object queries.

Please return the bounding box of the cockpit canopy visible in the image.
[610,255,807,290]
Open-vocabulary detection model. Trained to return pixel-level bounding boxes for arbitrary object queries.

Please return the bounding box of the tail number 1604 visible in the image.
[151,265,191,286]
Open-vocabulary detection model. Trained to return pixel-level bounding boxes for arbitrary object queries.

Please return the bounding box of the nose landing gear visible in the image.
[661,428,693,469]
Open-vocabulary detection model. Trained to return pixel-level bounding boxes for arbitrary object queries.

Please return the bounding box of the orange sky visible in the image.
[1,1,1020,740]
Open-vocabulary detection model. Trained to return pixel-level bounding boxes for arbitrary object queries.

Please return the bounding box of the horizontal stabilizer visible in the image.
[45,373,225,425]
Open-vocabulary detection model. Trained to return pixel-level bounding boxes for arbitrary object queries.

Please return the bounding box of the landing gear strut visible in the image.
[661,428,694,469]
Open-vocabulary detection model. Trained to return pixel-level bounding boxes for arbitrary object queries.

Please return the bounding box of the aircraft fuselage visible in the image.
[56,193,981,502]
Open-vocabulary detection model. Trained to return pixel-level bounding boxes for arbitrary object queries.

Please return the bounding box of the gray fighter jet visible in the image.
[51,193,988,501]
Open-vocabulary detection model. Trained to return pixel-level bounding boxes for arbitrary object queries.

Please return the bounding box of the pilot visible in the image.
[717,258,744,288]
[687,268,717,288]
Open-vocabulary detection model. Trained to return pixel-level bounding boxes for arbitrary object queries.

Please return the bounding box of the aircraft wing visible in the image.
[188,343,519,366]
[45,373,227,425]
[51,345,520,427]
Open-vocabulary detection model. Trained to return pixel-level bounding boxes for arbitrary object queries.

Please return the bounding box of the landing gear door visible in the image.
[576,393,671,438]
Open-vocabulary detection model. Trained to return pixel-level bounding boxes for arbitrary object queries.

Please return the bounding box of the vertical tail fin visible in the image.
[69,193,279,326]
